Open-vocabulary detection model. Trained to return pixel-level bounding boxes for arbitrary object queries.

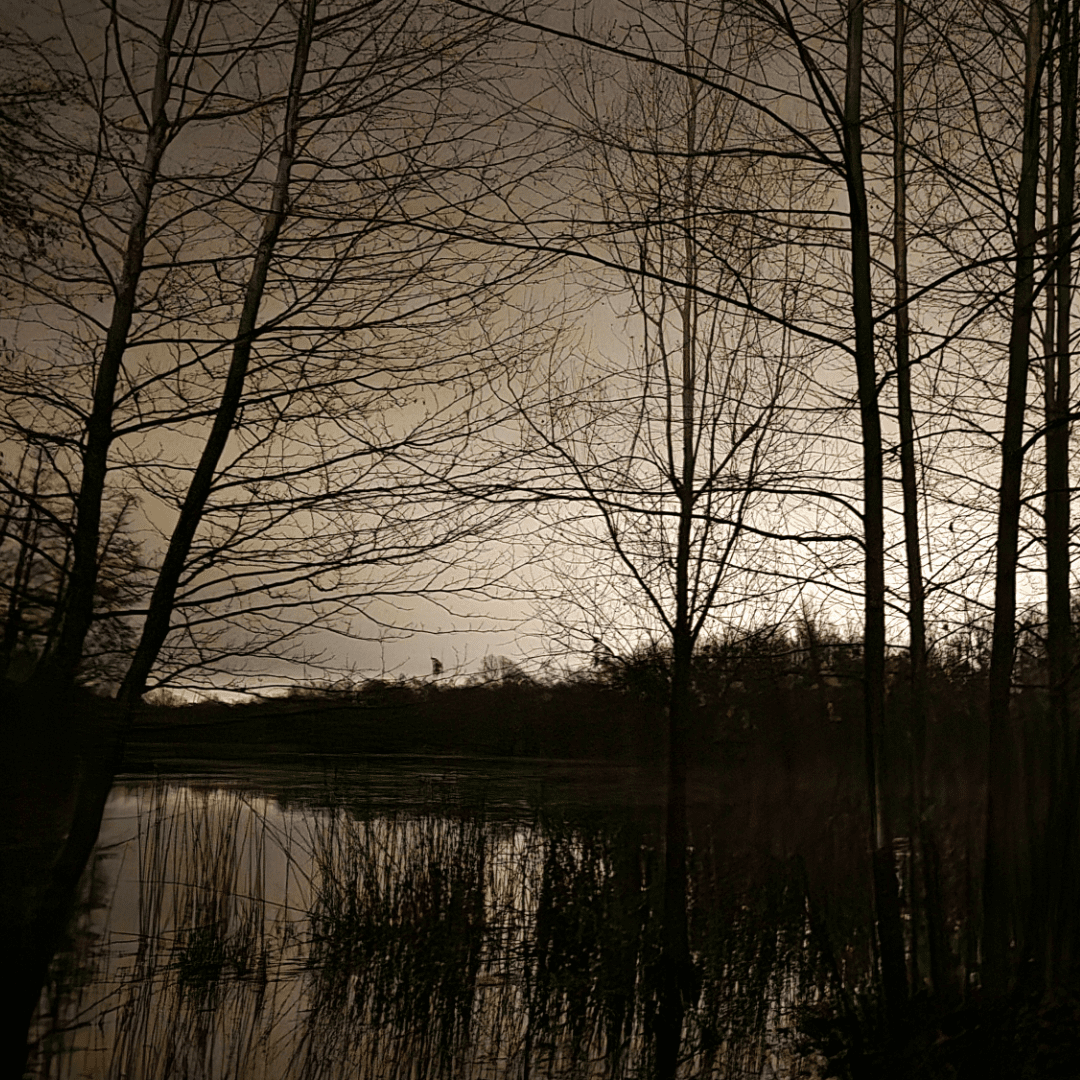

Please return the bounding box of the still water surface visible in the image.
[29,757,842,1079]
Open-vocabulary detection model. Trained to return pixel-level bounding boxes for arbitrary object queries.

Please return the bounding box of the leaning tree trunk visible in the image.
[11,8,187,1061]
[116,0,317,709]
[35,0,187,696]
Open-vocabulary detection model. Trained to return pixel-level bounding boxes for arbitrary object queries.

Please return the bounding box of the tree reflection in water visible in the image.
[28,769,850,1079]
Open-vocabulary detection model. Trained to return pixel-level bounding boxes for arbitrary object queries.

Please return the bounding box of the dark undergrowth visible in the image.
[13,614,1080,1078]
[797,985,1080,1080]
[125,621,989,781]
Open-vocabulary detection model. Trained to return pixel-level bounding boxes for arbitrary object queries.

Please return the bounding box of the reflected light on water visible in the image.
[28,761,837,1080]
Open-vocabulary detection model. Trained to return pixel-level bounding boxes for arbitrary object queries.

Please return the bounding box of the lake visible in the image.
[26,755,863,1079]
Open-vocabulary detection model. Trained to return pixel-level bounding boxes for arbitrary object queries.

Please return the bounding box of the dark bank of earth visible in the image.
[799,987,1080,1080]
[121,658,894,771]
[124,678,670,765]
[2,683,124,1078]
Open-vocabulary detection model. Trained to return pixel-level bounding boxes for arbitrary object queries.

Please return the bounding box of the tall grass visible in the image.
[28,767,870,1080]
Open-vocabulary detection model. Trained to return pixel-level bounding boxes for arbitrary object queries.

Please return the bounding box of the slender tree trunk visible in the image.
[35,0,186,695]
[844,0,908,1026]
[892,0,953,1007]
[983,0,1045,1002]
[116,0,317,707]
[657,407,695,1075]
[657,618,693,1080]
[655,43,698,1074]
[40,537,72,666]
[1,466,41,668]
[1040,0,1077,989]
[0,446,31,551]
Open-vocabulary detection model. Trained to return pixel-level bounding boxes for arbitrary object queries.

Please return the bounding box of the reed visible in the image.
[31,743,1039,1079]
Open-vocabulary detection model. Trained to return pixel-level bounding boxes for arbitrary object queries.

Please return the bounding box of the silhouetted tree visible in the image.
[506,7,806,1069]
[0,449,147,687]
[1,0,552,703]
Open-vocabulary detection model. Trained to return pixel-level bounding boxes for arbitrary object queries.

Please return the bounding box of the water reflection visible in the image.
[28,762,842,1079]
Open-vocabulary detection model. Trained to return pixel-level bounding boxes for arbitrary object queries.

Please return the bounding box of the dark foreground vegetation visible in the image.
[5,615,1080,1078]
[109,619,1080,1079]
[128,624,965,770]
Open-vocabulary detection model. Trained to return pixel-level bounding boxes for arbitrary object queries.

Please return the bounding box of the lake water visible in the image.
[27,756,850,1079]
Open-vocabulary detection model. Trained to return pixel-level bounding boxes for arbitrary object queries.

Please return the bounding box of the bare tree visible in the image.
[505,8,805,1069]
[0,449,146,685]
[484,0,1080,1018]
[1,0,555,704]
[0,5,561,1067]
[1035,0,1079,990]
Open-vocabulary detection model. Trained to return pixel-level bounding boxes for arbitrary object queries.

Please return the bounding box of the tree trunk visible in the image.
[893,0,954,1008]
[656,620,693,1080]
[1038,0,1077,990]
[117,0,317,707]
[844,0,908,1026]
[3,685,123,1075]
[983,0,1045,1002]
[35,0,186,694]
[1,467,40,669]
[655,46,699,1074]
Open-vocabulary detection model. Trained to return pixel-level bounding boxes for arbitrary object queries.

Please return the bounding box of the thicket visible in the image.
[121,613,1080,1077]
[129,611,1046,772]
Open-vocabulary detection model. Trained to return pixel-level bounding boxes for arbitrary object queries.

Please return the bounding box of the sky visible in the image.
[1,0,1067,696]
